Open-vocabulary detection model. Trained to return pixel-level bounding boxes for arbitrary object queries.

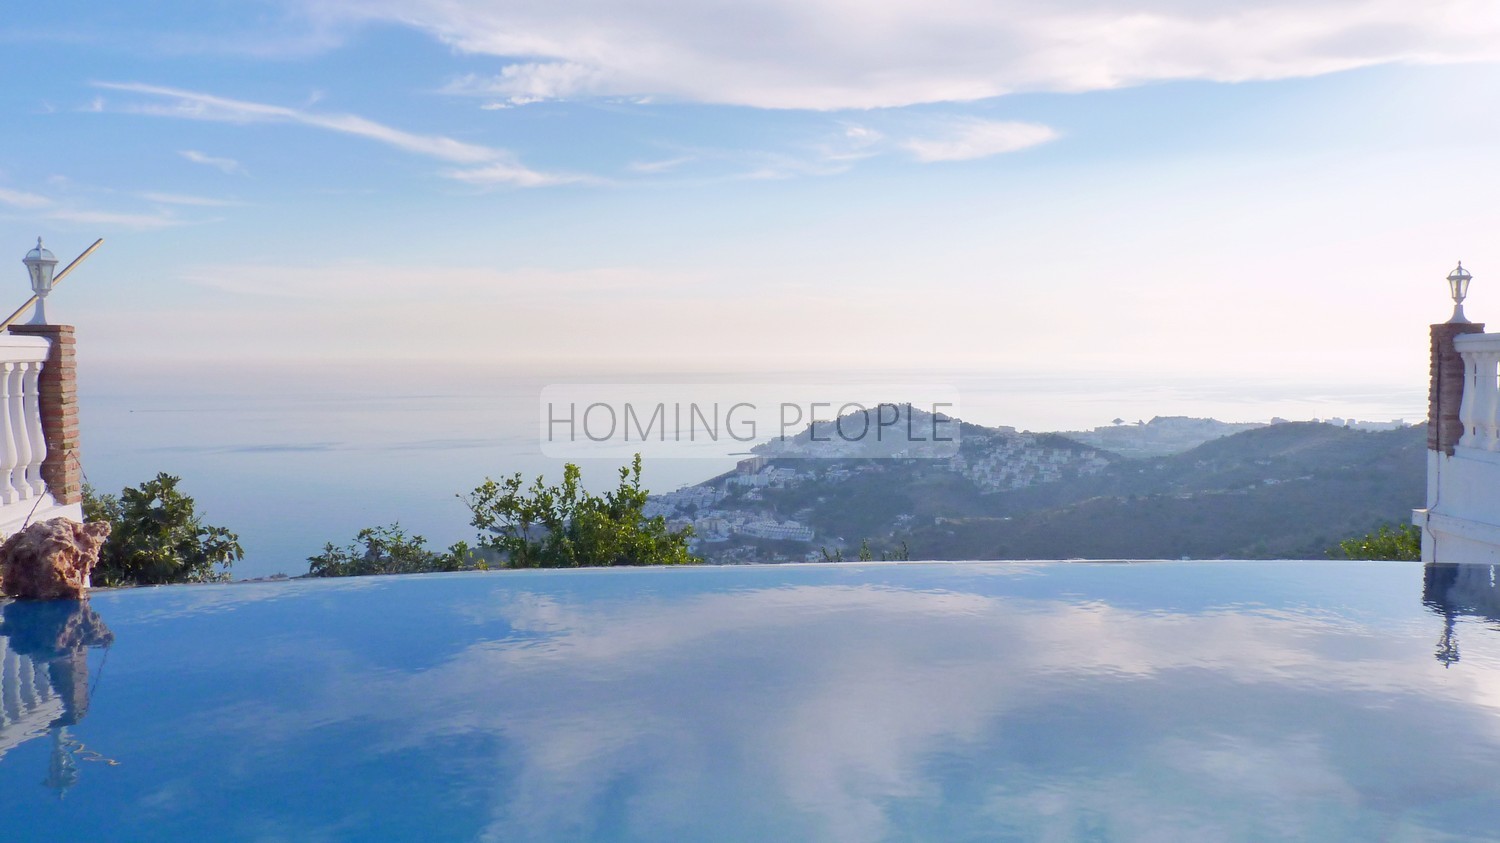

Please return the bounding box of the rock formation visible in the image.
[0,518,112,600]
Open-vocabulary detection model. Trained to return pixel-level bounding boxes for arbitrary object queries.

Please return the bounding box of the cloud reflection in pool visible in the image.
[6,561,1500,841]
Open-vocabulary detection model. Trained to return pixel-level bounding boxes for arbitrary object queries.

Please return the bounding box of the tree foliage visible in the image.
[821,539,910,563]
[463,455,699,568]
[83,473,243,586]
[1331,522,1421,561]
[307,524,477,577]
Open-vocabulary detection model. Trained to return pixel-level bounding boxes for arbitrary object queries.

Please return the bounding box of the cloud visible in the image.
[141,192,244,207]
[177,262,680,300]
[102,81,497,164]
[901,119,1058,162]
[734,151,861,181]
[638,117,1045,182]
[443,160,593,187]
[42,207,187,230]
[316,0,1500,110]
[0,188,53,209]
[445,63,602,105]
[179,149,246,175]
[103,82,572,187]
[627,156,695,174]
[162,575,1500,843]
[842,125,884,146]
[0,182,199,230]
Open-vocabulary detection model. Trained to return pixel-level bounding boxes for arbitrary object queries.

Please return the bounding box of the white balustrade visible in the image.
[1455,334,1500,452]
[0,335,50,510]
[0,333,85,537]
[22,359,45,497]
[0,364,16,506]
[8,363,32,501]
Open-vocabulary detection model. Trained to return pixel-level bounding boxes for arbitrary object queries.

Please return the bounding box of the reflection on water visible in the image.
[1423,563,1500,667]
[0,600,115,796]
[3,562,1500,841]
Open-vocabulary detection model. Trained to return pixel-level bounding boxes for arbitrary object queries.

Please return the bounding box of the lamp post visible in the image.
[21,238,58,326]
[1448,261,1473,324]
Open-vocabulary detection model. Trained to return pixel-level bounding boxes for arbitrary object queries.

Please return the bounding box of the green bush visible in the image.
[307,524,477,577]
[84,473,243,586]
[1331,522,1421,561]
[463,455,699,568]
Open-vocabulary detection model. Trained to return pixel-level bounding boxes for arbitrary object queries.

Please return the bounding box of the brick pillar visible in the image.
[7,324,80,504]
[1429,321,1486,455]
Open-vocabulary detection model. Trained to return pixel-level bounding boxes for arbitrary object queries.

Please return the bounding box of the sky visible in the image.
[5,1,1500,386]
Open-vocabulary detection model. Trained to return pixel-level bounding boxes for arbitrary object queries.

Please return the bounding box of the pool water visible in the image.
[3,561,1499,842]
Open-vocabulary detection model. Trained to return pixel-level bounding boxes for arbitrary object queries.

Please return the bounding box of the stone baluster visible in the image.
[7,362,32,500]
[0,364,18,505]
[1486,352,1500,451]
[1458,349,1500,451]
[21,361,46,496]
[1460,353,1479,448]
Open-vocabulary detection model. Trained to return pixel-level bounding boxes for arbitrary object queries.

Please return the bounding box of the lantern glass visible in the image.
[22,238,57,295]
[27,262,51,293]
[1448,264,1471,304]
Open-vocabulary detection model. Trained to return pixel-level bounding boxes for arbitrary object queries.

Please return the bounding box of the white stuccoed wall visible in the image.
[1418,450,1500,563]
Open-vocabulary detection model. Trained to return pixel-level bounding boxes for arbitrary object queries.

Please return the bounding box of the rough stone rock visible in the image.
[0,518,112,600]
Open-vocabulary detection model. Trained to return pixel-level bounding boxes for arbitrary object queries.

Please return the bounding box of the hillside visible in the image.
[648,416,1425,562]
[1058,416,1266,458]
[909,423,1425,559]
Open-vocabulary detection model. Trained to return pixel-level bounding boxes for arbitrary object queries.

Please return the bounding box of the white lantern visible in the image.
[21,238,58,326]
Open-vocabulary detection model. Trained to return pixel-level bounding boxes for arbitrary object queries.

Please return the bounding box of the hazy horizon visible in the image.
[78,361,1424,578]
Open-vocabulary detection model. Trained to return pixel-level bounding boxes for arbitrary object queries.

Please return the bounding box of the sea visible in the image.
[78,363,1426,579]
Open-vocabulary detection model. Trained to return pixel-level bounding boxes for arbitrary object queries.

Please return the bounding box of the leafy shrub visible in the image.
[307,524,476,577]
[84,473,243,585]
[463,455,699,568]
[1332,522,1421,561]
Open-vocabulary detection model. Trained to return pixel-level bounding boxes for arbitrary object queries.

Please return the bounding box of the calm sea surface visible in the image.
[77,365,1424,579]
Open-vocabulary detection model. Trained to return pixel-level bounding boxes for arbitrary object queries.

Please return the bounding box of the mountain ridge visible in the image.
[645,410,1424,562]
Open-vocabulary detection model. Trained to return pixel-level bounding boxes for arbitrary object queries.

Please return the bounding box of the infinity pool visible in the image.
[3,561,1498,842]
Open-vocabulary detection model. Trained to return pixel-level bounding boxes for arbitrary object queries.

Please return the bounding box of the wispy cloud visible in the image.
[317,0,1500,110]
[734,151,861,181]
[141,192,244,207]
[180,149,246,175]
[442,161,593,187]
[43,207,187,231]
[627,156,695,175]
[101,81,497,164]
[179,262,681,300]
[901,119,1058,162]
[445,64,601,107]
[0,180,199,230]
[103,82,574,187]
[634,116,1050,182]
[0,188,54,209]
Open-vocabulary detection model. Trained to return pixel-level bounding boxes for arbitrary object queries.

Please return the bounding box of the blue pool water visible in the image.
[3,560,1498,842]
